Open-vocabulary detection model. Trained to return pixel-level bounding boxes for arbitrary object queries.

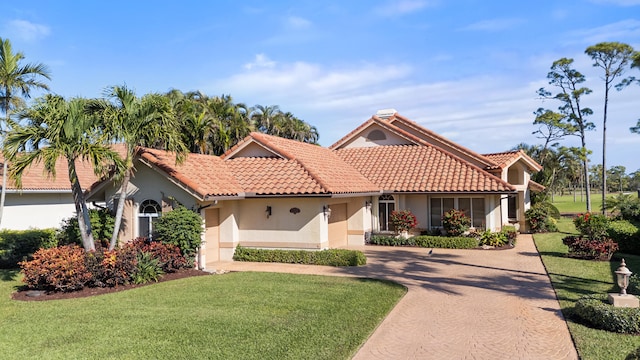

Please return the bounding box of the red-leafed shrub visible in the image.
[562,235,619,261]
[126,238,188,273]
[390,210,418,233]
[20,245,92,292]
[85,245,138,287]
[442,209,471,236]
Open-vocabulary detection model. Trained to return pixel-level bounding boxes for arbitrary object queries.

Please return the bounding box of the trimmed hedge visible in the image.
[609,220,640,255]
[233,246,366,266]
[369,234,478,249]
[0,229,57,268]
[573,294,640,334]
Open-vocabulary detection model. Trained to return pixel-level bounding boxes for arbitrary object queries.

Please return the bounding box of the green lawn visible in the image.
[548,192,611,213]
[0,271,406,359]
[534,218,640,360]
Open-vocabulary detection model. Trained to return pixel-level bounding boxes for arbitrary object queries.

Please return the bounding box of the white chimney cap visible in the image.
[376,109,397,119]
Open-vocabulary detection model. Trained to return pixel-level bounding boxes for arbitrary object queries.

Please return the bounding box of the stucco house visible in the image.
[2,110,542,268]
[82,110,543,267]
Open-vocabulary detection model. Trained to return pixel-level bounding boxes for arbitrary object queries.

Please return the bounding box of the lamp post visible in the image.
[616,259,632,296]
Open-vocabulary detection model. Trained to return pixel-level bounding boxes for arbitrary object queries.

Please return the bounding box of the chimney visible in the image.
[376,108,397,119]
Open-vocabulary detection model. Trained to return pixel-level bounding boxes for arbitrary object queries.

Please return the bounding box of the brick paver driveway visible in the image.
[208,235,578,360]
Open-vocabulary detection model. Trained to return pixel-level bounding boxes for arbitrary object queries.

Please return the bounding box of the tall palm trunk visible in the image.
[68,159,95,251]
[0,110,9,227]
[109,169,131,250]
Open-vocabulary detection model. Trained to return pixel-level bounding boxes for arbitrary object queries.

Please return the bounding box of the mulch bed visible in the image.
[12,269,211,302]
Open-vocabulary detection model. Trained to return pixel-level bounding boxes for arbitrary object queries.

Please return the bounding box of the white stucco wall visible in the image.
[2,192,84,230]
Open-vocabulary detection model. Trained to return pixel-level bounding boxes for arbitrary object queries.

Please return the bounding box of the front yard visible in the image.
[535,217,640,360]
[0,270,405,359]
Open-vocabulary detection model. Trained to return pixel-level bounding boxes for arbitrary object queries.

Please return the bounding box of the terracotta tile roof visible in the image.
[227,133,380,195]
[335,144,515,193]
[388,114,497,169]
[0,156,102,191]
[226,157,325,195]
[483,150,542,171]
[137,148,241,198]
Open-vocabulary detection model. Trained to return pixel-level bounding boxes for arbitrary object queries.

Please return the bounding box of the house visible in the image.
[0,156,103,230]
[2,110,542,267]
[83,110,542,268]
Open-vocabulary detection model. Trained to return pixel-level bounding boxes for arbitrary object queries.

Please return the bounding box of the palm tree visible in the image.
[93,85,187,250]
[3,95,121,251]
[0,37,51,227]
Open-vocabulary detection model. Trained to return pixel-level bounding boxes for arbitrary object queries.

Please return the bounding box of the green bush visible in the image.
[442,209,471,236]
[368,234,477,249]
[626,346,640,360]
[57,208,115,246]
[501,225,518,245]
[0,229,57,268]
[126,238,189,273]
[525,204,558,233]
[573,294,640,334]
[233,246,366,266]
[478,230,508,247]
[133,252,164,284]
[154,206,203,258]
[574,213,610,240]
[608,220,640,255]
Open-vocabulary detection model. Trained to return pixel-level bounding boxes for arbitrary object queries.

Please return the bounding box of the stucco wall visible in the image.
[2,192,79,230]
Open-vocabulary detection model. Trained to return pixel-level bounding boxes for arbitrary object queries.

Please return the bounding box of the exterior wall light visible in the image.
[266,206,272,218]
[323,205,331,219]
[365,201,372,210]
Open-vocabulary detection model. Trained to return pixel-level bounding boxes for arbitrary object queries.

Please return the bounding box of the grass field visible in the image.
[534,218,640,359]
[547,192,626,213]
[0,271,406,359]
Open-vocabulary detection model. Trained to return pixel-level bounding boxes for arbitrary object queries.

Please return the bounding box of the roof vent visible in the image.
[376,108,397,119]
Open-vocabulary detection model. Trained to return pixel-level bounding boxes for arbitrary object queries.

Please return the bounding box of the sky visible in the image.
[2,0,640,173]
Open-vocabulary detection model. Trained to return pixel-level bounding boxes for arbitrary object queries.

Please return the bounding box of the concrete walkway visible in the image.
[207,235,578,360]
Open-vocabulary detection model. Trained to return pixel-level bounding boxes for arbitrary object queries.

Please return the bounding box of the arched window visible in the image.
[378,194,395,231]
[138,199,161,240]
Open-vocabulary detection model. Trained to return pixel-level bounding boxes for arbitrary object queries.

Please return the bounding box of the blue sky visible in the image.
[2,0,640,172]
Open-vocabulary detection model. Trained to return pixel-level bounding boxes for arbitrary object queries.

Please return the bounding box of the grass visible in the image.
[0,271,406,359]
[534,217,640,360]
[548,192,610,214]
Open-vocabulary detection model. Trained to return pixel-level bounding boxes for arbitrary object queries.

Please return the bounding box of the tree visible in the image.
[0,37,51,227]
[536,58,595,211]
[3,95,122,251]
[92,86,187,250]
[607,165,627,193]
[630,51,640,134]
[585,42,635,214]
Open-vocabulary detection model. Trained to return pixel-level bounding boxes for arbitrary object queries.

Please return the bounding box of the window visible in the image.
[430,197,486,228]
[508,195,517,220]
[378,195,395,231]
[138,199,161,240]
[367,130,386,141]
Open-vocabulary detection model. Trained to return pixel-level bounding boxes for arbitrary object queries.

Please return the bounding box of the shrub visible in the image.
[629,274,640,295]
[608,220,640,255]
[154,206,203,258]
[233,246,366,266]
[442,209,471,236]
[574,213,610,240]
[605,193,640,222]
[20,245,92,292]
[368,234,477,249]
[57,208,115,246]
[389,210,418,233]
[525,204,558,233]
[85,244,138,287]
[0,229,57,268]
[132,252,164,284]
[573,294,640,334]
[501,225,518,245]
[126,238,188,273]
[477,230,508,247]
[626,347,640,360]
[562,235,618,260]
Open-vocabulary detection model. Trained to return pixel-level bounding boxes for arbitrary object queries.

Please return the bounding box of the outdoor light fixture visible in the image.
[323,205,331,219]
[266,206,272,218]
[616,259,633,296]
[365,201,372,210]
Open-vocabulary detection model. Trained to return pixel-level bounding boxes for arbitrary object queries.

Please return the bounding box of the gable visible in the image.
[225,141,282,159]
[336,123,415,149]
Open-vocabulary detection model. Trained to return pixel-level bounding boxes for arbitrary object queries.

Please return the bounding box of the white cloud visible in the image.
[5,19,50,41]
[373,0,434,17]
[459,18,524,32]
[243,54,277,70]
[287,16,312,29]
[567,19,640,44]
